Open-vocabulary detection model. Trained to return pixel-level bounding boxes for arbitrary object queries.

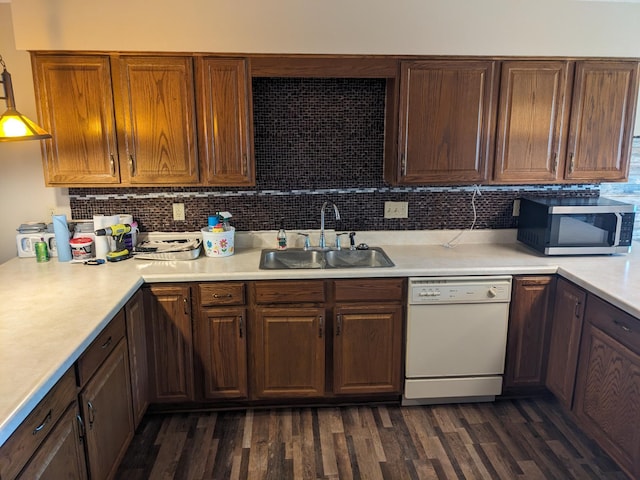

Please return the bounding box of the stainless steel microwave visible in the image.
[517,197,636,255]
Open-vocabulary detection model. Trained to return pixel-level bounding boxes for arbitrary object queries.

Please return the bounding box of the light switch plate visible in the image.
[173,203,185,221]
[384,201,409,219]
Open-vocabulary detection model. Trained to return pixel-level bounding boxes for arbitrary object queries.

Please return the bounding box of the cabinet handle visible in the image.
[614,319,632,333]
[129,155,136,177]
[87,401,95,430]
[183,297,189,315]
[552,152,558,173]
[32,409,52,435]
[569,153,575,174]
[76,414,86,440]
[401,153,407,177]
[574,301,582,318]
[239,315,244,339]
[100,336,112,349]
[319,315,324,338]
[213,293,233,299]
[336,314,342,336]
[109,154,115,176]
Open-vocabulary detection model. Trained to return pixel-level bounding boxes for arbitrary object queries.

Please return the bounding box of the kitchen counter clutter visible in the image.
[1,228,640,449]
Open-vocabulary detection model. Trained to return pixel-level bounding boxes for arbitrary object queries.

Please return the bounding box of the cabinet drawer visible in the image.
[585,294,640,354]
[254,280,326,304]
[0,368,77,480]
[199,282,245,306]
[334,278,404,302]
[76,309,126,386]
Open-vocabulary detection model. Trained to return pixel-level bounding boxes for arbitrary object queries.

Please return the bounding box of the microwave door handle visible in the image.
[612,212,623,246]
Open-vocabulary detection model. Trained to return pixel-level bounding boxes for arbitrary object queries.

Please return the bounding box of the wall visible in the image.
[69,78,599,235]
[2,1,640,262]
[0,4,70,265]
[9,0,640,57]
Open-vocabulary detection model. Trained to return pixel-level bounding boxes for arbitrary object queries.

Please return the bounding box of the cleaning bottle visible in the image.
[277,218,287,250]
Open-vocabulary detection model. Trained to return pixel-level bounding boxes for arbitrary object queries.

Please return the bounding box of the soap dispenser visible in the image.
[277,218,287,250]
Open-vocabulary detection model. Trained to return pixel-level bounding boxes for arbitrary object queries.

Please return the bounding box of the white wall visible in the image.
[0,4,70,265]
[1,0,640,263]
[9,0,640,56]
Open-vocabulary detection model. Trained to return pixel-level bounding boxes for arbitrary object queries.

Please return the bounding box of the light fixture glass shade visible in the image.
[0,107,51,141]
[0,61,51,142]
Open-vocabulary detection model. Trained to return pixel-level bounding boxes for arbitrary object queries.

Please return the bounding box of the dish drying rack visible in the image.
[133,238,202,260]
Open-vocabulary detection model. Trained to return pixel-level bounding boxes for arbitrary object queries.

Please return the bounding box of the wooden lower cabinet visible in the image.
[573,295,640,479]
[503,275,556,394]
[545,278,587,409]
[0,368,79,480]
[17,402,87,480]
[252,306,326,399]
[125,289,148,427]
[79,338,134,480]
[144,284,195,403]
[333,304,403,395]
[195,306,248,400]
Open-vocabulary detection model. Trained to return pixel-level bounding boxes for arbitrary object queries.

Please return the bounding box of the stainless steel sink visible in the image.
[324,247,394,268]
[259,247,394,269]
[259,249,325,269]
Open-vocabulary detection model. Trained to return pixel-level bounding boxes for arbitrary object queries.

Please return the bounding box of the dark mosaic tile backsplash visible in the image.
[70,78,600,233]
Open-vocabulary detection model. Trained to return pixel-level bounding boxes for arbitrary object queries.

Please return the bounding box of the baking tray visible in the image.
[133,239,202,261]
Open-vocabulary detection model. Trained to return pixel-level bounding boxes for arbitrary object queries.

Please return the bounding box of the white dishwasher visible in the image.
[403,276,512,406]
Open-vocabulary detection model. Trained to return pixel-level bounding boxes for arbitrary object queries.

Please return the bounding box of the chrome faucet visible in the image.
[319,201,341,249]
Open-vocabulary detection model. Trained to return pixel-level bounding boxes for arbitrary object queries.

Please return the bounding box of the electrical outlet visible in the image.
[172,203,185,221]
[512,199,520,217]
[384,201,409,219]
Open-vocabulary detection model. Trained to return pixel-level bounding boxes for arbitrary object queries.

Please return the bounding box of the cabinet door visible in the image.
[545,278,587,409]
[116,56,199,184]
[17,403,87,480]
[252,307,325,398]
[333,304,403,395]
[80,339,134,480]
[494,61,571,183]
[198,58,255,186]
[125,289,148,427]
[144,285,195,402]
[504,276,556,392]
[32,54,120,185]
[574,318,640,478]
[565,60,639,182]
[397,60,497,183]
[195,307,248,400]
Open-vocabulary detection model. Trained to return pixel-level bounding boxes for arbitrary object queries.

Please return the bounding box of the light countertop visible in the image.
[1,229,639,447]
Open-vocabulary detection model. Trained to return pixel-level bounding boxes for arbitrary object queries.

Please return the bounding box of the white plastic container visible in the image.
[69,237,94,260]
[201,227,235,257]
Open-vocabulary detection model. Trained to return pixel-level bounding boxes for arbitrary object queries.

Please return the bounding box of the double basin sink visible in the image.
[259,247,394,269]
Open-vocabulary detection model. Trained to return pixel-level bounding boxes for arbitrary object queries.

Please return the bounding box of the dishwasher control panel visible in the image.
[409,276,512,304]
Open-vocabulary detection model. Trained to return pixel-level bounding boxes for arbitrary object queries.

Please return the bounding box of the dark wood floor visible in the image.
[116,396,629,480]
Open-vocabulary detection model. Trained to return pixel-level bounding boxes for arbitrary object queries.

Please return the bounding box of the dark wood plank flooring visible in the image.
[116,397,629,480]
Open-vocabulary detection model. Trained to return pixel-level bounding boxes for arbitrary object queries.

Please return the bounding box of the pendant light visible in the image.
[0,54,51,142]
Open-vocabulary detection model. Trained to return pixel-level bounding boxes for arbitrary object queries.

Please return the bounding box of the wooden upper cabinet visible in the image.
[197,58,254,185]
[395,59,498,184]
[493,61,571,183]
[115,56,199,184]
[565,60,639,182]
[32,55,120,185]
